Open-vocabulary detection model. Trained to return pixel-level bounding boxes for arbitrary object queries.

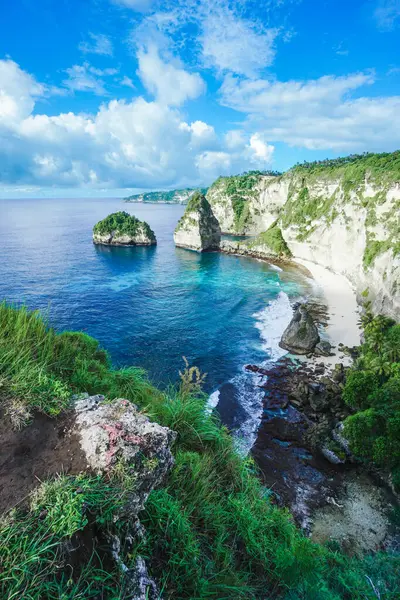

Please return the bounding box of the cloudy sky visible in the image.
[0,0,399,197]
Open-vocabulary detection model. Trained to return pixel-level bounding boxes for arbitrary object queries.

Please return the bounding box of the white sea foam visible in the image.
[207,290,298,456]
[206,389,220,415]
[233,292,293,453]
[230,370,265,455]
[253,291,293,362]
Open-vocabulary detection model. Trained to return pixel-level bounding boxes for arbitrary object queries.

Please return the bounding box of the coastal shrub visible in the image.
[343,370,380,408]
[93,211,155,240]
[250,223,292,257]
[343,308,400,484]
[291,151,400,186]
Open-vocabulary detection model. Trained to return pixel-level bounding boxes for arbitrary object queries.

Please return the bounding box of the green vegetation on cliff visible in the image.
[343,307,400,489]
[210,170,281,233]
[1,303,399,599]
[291,151,400,186]
[125,187,208,204]
[93,211,155,241]
[175,191,213,233]
[249,223,292,257]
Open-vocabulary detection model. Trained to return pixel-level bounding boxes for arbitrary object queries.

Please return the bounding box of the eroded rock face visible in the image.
[207,168,400,320]
[279,305,320,355]
[74,395,176,515]
[174,192,221,252]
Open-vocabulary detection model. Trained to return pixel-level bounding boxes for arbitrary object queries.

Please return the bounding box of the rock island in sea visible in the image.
[173,191,221,251]
[93,211,157,246]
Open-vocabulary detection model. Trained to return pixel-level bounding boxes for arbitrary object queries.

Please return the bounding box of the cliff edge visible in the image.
[207,153,400,319]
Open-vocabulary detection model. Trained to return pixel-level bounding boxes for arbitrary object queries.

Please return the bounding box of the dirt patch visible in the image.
[0,408,88,514]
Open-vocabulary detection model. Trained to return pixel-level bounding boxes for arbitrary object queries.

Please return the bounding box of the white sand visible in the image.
[295,258,362,366]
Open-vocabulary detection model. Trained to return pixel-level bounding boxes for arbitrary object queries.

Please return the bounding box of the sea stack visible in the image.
[173,191,221,252]
[93,211,156,246]
[279,304,320,354]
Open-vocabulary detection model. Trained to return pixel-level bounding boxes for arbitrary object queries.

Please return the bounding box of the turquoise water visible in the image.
[0,198,312,445]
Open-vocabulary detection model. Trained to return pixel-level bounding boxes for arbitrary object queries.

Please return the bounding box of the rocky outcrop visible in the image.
[93,211,156,246]
[71,395,174,599]
[279,305,320,354]
[206,154,400,319]
[174,191,221,251]
[220,224,292,263]
[74,395,176,515]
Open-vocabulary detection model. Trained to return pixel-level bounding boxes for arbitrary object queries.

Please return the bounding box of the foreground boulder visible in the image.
[174,191,221,251]
[74,395,176,514]
[93,212,156,246]
[279,305,320,354]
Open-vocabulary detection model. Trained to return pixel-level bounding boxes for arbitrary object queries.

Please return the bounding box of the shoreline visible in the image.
[218,246,362,364]
[295,258,362,367]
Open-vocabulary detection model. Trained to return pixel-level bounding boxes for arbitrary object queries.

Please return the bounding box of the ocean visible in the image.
[0,197,313,449]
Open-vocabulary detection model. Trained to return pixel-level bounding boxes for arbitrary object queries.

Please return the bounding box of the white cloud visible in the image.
[249,133,274,161]
[374,0,400,31]
[137,43,205,105]
[0,59,45,122]
[79,33,114,56]
[128,1,280,78]
[112,0,153,12]
[200,8,278,76]
[0,59,273,190]
[63,63,118,95]
[220,71,400,151]
[120,75,135,88]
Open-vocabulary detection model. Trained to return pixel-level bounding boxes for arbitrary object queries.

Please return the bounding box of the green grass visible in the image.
[0,303,399,599]
[0,474,126,599]
[93,211,156,241]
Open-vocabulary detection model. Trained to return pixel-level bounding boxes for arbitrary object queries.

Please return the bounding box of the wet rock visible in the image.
[332,422,352,457]
[74,396,176,516]
[314,340,333,356]
[279,305,320,355]
[321,447,345,464]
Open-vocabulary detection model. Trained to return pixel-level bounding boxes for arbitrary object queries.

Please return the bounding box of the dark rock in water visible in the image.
[279,305,320,355]
[314,340,333,356]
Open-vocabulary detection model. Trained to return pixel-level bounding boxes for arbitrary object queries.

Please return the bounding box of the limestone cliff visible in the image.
[174,191,221,251]
[93,211,157,246]
[221,223,292,262]
[207,153,400,319]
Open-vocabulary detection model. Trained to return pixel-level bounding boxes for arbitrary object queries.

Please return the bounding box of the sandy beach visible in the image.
[295,258,362,366]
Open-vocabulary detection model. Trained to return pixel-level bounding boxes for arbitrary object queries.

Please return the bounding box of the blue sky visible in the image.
[0,0,399,197]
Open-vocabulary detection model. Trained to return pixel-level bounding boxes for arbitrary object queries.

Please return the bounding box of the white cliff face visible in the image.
[281,177,400,319]
[207,170,400,319]
[207,176,289,234]
[205,179,236,233]
[247,177,290,234]
[174,193,221,252]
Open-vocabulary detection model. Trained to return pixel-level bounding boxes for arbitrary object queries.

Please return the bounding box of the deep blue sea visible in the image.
[0,198,314,449]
